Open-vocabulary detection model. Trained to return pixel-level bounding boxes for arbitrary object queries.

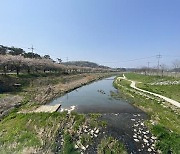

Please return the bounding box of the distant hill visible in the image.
[62,61,110,69]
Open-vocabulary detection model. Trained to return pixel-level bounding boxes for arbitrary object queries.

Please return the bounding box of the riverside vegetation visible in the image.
[0,72,128,153]
[114,73,180,153]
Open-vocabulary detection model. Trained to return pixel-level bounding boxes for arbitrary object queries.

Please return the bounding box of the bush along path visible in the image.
[114,74,180,153]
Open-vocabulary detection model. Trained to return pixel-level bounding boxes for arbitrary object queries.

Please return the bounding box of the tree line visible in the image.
[0,45,112,75]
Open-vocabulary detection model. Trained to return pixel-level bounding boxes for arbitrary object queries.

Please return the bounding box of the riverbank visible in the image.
[1,72,125,153]
[114,73,180,153]
[0,72,116,118]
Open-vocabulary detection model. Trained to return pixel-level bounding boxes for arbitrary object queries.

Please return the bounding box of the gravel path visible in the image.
[117,74,180,108]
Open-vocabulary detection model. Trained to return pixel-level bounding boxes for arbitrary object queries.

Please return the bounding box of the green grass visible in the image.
[139,83,180,102]
[0,111,65,153]
[125,73,175,83]
[0,94,7,98]
[62,133,79,154]
[97,137,127,154]
[125,73,180,102]
[72,112,86,131]
[114,75,180,153]
[0,72,119,153]
[80,134,92,146]
[0,108,110,153]
[151,124,180,153]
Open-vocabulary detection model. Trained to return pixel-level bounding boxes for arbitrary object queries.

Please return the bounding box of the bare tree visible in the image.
[172,59,180,77]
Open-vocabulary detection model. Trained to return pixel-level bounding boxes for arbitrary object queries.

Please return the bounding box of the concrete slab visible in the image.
[34,104,61,113]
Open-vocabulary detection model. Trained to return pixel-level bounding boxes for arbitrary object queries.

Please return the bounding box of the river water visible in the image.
[50,77,155,153]
[50,77,142,114]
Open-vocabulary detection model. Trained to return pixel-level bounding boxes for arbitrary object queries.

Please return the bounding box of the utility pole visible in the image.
[148,62,150,74]
[28,45,35,58]
[66,57,69,62]
[156,54,162,75]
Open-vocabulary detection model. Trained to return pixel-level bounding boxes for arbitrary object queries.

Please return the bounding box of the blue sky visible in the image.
[0,0,180,68]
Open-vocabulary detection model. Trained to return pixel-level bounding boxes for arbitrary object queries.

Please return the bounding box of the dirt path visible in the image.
[117,74,180,108]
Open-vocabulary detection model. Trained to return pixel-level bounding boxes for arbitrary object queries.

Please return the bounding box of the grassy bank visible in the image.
[0,72,125,153]
[97,137,127,154]
[0,72,117,116]
[125,73,180,102]
[114,73,180,153]
[0,108,127,153]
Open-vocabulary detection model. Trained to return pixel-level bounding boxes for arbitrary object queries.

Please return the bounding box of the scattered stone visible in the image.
[90,130,94,134]
[144,135,149,139]
[134,124,139,127]
[95,129,99,134]
[140,122,144,126]
[75,144,78,149]
[148,148,152,152]
[151,136,157,140]
[143,139,148,143]
[134,139,139,142]
[84,129,88,133]
[81,145,86,151]
[86,145,89,149]
[133,135,137,138]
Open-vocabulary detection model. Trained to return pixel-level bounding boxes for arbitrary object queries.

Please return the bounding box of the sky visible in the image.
[0,0,180,68]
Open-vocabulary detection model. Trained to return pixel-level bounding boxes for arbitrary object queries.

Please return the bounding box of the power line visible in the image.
[100,55,156,64]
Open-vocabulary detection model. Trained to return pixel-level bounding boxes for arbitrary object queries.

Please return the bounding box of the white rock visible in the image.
[134,124,139,127]
[134,139,139,142]
[86,145,89,149]
[141,122,144,126]
[144,135,149,139]
[133,135,137,138]
[81,145,86,151]
[95,129,100,134]
[75,144,78,149]
[152,144,155,147]
[151,136,157,140]
[84,129,88,133]
[138,136,142,139]
[143,139,148,143]
[148,148,152,152]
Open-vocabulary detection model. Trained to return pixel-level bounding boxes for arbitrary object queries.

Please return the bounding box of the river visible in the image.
[49,76,155,153]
